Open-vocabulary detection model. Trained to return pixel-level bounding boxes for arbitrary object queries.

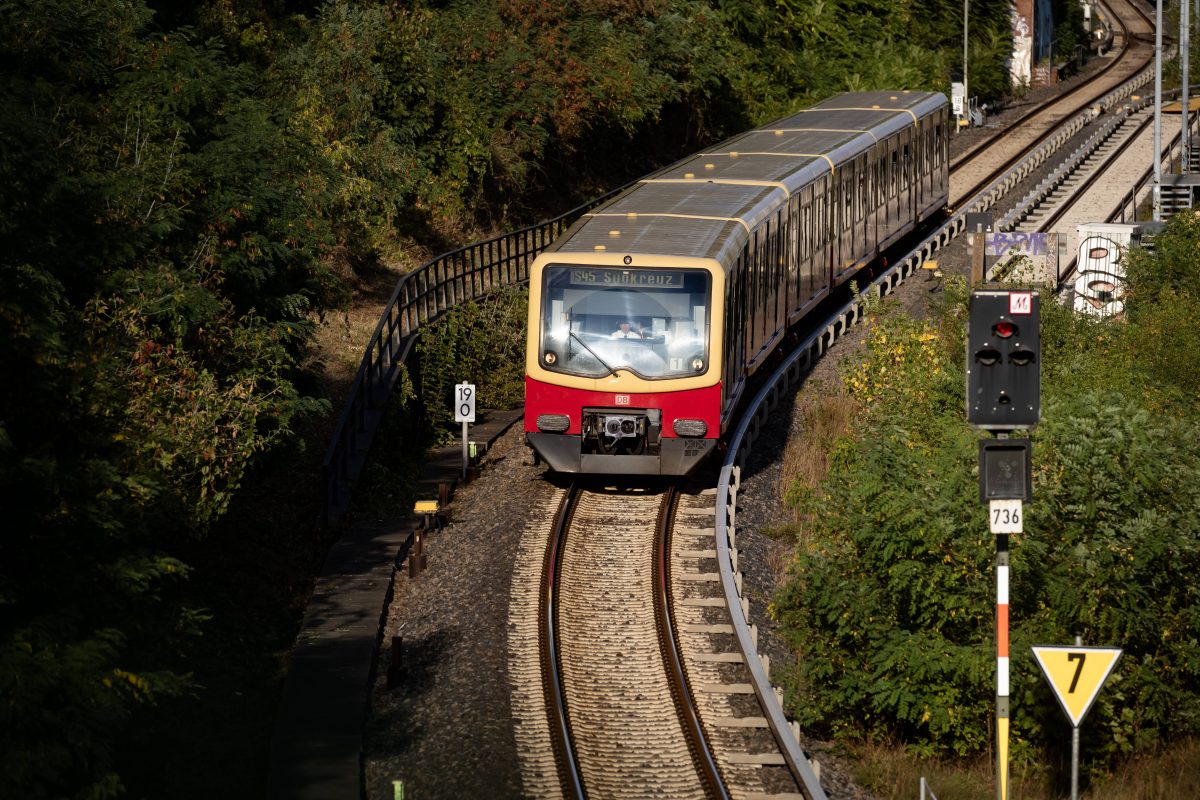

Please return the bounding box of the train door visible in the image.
[738,245,753,376]
[856,154,869,264]
[774,209,787,336]
[865,147,878,255]
[835,167,850,281]
[886,135,898,241]
[768,214,777,343]
[752,228,766,357]
[902,127,914,229]
[818,174,832,297]
[799,184,815,310]
[788,193,800,318]
[936,108,949,201]
[723,265,737,408]
[915,118,928,216]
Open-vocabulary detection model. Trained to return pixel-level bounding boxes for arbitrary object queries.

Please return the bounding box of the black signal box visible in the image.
[966,290,1041,430]
[979,438,1032,502]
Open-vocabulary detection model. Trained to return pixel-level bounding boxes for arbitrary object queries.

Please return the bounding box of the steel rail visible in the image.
[1039,113,1153,232]
[653,486,729,800]
[540,483,586,800]
[949,0,1153,200]
[997,100,1154,232]
[709,224,941,800]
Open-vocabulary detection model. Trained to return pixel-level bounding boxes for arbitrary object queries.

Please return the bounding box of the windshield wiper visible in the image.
[569,330,619,378]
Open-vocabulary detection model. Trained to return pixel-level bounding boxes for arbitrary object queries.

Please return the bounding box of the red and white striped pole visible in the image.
[996,533,1011,800]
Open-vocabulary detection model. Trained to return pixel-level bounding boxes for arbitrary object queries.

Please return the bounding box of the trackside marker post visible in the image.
[454,382,476,480]
[1032,642,1123,800]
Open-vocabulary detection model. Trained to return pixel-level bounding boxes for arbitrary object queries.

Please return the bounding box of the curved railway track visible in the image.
[539,484,732,800]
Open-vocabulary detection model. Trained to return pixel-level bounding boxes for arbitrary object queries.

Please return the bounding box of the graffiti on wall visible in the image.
[1011,10,1033,85]
[985,231,1058,284]
[986,231,1052,256]
[1074,234,1127,316]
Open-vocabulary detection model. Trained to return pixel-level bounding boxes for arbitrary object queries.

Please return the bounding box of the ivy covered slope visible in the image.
[774,217,1200,773]
[0,0,1035,797]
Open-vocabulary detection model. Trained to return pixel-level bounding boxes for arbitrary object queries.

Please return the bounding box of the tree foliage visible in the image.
[0,2,335,796]
[415,286,529,440]
[0,0,1083,795]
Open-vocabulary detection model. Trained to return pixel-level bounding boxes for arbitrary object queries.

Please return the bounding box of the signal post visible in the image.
[966,290,1041,800]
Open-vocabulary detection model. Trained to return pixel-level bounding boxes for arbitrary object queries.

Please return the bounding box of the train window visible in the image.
[858,160,867,222]
[538,265,711,380]
[890,145,898,197]
[844,173,852,225]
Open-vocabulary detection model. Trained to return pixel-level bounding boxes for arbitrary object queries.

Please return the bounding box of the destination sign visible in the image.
[570,268,683,288]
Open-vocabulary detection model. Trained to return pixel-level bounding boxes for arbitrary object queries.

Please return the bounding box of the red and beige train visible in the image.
[524,90,950,475]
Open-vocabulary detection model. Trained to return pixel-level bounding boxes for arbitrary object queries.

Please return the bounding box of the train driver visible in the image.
[611,320,642,339]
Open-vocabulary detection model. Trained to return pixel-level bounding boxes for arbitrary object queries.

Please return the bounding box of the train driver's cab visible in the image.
[537,265,711,380]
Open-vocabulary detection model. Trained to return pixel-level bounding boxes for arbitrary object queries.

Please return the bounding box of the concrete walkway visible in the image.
[267,409,524,799]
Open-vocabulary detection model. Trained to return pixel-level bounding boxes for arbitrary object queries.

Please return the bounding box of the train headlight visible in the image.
[690,357,705,372]
[543,351,557,366]
[536,414,570,432]
[673,419,707,437]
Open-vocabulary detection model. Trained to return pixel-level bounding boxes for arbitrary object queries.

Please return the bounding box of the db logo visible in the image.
[615,395,630,405]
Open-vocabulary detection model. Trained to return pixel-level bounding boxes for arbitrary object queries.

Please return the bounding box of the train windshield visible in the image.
[539,265,712,379]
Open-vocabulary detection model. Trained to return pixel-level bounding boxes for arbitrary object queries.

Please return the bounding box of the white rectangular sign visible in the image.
[989,499,1023,534]
[454,382,476,423]
[1009,291,1033,315]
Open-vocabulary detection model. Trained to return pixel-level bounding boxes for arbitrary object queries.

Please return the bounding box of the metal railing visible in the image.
[319,185,627,526]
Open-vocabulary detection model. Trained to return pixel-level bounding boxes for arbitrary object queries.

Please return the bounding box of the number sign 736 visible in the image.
[989,499,1022,534]
[455,382,476,423]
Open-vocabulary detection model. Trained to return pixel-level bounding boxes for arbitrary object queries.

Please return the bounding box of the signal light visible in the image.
[975,347,1001,366]
[967,291,1041,430]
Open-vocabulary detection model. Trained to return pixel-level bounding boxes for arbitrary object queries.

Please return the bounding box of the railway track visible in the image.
[524,482,812,799]
[950,0,1156,209]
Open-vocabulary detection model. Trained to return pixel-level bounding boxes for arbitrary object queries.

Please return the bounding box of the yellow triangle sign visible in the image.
[1031,645,1122,727]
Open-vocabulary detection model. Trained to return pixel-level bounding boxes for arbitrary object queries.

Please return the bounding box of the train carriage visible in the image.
[525,90,949,475]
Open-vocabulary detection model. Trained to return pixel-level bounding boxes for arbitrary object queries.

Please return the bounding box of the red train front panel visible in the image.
[525,376,722,475]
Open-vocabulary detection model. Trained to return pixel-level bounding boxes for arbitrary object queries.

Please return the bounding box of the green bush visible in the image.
[775,271,1200,768]
[415,286,529,440]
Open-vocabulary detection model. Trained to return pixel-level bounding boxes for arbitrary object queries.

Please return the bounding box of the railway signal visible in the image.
[967,290,1040,430]
[966,290,1041,800]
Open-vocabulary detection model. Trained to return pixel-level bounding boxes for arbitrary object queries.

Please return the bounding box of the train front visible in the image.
[524,254,724,475]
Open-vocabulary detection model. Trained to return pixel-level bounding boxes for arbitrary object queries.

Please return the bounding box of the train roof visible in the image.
[548,90,946,267]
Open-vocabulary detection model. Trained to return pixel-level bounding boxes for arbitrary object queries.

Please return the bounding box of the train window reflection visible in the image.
[540,265,712,379]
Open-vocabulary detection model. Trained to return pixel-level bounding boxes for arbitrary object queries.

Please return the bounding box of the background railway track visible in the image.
[949,0,1156,208]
